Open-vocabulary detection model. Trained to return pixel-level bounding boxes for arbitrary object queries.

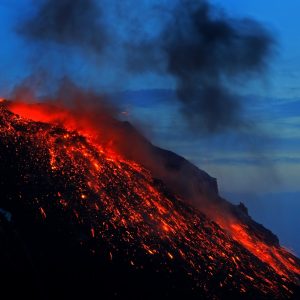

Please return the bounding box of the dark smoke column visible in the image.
[160,1,274,133]
[18,0,274,134]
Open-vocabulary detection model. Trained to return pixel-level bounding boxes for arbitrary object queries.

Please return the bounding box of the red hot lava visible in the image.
[0,99,299,299]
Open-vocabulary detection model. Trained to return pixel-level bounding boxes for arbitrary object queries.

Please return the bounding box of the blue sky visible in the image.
[0,1,299,253]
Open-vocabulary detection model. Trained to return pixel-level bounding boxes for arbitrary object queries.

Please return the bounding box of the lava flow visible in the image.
[0,100,299,299]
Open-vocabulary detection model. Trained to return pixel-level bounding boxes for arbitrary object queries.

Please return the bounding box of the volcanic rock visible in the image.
[0,101,299,299]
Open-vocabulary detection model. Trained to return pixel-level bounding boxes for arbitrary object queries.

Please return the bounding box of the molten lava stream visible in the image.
[216,218,300,281]
[8,101,123,160]
[2,99,299,297]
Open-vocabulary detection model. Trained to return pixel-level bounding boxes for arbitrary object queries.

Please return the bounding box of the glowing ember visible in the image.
[0,100,299,298]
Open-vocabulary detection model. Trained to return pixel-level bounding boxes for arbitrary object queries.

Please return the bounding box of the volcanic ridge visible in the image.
[0,100,299,299]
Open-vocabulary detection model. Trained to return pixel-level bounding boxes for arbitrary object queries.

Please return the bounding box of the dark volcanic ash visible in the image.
[18,0,274,134]
[19,0,107,53]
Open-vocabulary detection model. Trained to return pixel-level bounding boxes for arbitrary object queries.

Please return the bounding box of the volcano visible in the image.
[0,100,299,299]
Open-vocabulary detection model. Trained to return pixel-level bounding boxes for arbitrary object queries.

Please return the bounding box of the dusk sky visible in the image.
[0,1,299,254]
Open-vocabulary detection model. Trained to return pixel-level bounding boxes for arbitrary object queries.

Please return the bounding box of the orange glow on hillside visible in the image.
[0,100,299,297]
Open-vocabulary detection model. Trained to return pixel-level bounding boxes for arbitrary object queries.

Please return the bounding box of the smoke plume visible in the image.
[19,0,107,53]
[160,1,273,133]
[18,0,274,134]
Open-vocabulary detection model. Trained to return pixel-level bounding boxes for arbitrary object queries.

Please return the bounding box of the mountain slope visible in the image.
[0,101,299,299]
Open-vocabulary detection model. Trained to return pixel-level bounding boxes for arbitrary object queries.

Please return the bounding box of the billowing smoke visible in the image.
[17,0,274,134]
[19,0,107,53]
[160,1,273,133]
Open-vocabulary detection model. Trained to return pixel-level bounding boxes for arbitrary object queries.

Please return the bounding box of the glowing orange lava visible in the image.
[214,218,300,282]
[0,99,299,298]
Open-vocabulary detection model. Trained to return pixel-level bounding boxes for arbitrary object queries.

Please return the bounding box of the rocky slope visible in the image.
[0,101,299,299]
